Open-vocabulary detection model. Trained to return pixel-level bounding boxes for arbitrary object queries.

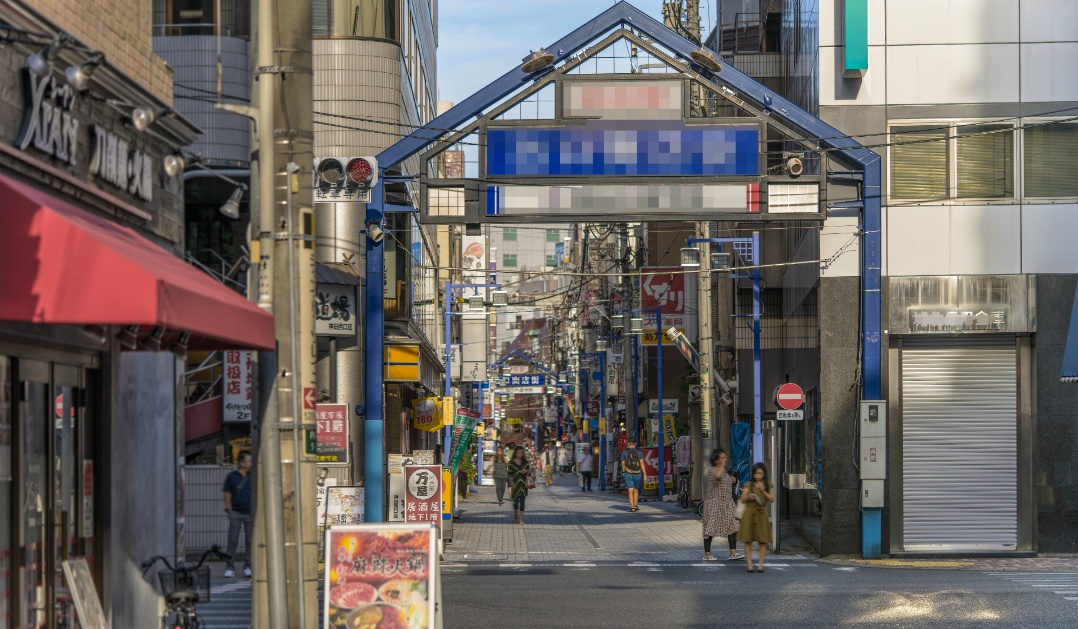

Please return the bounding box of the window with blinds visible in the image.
[891,126,949,200]
[957,124,1014,198]
[1024,123,1078,198]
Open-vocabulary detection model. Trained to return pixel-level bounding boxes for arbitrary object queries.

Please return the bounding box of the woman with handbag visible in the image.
[701,450,744,561]
[508,446,532,525]
[492,447,509,506]
[738,462,775,573]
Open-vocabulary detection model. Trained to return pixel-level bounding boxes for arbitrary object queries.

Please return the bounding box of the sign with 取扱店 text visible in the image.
[315,403,349,465]
[222,351,253,423]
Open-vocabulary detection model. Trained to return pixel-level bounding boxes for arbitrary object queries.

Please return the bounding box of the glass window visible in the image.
[19,380,47,628]
[1024,123,1078,198]
[890,125,948,200]
[502,228,517,242]
[545,254,557,267]
[313,0,397,39]
[503,254,518,268]
[546,229,560,243]
[957,124,1013,199]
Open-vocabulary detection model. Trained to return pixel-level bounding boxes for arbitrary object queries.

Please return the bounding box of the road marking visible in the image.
[985,572,1078,608]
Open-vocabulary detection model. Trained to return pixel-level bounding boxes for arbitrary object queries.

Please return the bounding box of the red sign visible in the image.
[404,465,442,526]
[640,268,685,315]
[315,404,349,464]
[775,383,805,410]
[303,387,316,410]
[640,446,674,491]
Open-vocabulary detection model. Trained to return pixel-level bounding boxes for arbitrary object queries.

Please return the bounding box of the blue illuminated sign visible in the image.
[486,120,758,177]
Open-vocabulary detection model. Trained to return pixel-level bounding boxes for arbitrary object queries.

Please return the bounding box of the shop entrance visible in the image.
[3,357,98,628]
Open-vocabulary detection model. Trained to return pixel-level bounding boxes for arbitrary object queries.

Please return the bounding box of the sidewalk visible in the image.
[446,471,811,563]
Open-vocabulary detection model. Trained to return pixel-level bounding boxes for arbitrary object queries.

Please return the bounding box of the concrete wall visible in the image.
[110,352,181,628]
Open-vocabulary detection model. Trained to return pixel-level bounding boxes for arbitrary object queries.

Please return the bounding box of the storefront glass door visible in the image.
[18,362,47,628]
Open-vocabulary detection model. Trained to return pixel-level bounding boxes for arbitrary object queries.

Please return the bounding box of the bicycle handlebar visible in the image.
[142,545,232,576]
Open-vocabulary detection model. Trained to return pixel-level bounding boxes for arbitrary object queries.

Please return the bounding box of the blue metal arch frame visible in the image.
[366,1,882,557]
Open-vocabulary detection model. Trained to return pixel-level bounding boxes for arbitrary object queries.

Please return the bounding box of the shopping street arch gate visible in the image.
[362,1,883,558]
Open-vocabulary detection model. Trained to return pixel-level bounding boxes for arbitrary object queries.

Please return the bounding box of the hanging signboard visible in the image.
[222,350,253,423]
[412,398,443,432]
[323,523,438,629]
[448,408,481,474]
[315,403,349,465]
[315,284,357,336]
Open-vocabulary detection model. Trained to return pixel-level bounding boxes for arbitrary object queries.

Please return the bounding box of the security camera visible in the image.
[785,155,804,177]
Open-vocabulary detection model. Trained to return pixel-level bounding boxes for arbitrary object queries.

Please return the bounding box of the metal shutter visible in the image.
[901,339,1017,551]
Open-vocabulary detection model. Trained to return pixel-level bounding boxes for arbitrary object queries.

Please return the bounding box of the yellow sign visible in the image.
[412,397,443,432]
[506,417,522,426]
[384,345,420,381]
[441,467,452,529]
[639,329,685,346]
[438,397,454,428]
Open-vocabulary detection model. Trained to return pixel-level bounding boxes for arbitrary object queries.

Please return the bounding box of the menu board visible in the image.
[324,523,438,629]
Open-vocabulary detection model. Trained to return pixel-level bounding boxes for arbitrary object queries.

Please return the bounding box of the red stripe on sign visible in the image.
[746,184,760,212]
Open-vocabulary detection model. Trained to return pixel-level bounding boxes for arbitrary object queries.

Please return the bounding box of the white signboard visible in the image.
[777,409,804,421]
[222,350,253,423]
[315,284,357,336]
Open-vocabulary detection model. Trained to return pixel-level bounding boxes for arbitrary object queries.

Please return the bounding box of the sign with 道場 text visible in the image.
[315,284,357,336]
[315,403,349,465]
[222,351,253,423]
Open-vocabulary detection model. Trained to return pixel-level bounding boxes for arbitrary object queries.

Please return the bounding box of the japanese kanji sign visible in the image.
[499,374,546,387]
[404,465,442,526]
[222,350,253,423]
[315,403,349,465]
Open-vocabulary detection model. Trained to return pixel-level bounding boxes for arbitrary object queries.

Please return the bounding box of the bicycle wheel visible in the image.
[679,479,691,509]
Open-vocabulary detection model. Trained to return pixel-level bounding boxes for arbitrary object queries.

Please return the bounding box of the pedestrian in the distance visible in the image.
[620,438,644,511]
[508,446,531,525]
[542,444,556,486]
[738,462,775,573]
[701,449,744,561]
[556,443,569,476]
[492,447,509,506]
[578,445,594,491]
[222,450,254,578]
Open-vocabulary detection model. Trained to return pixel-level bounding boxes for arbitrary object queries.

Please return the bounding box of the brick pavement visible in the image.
[448,473,1078,572]
[446,471,810,563]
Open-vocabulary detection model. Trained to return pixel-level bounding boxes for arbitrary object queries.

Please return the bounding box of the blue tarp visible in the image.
[1062,282,1078,382]
[730,421,752,486]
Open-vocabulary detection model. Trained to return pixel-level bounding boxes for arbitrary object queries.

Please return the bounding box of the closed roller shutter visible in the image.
[901,339,1017,552]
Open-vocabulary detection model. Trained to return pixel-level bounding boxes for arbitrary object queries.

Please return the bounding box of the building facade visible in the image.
[781,0,1078,555]
[0,1,272,627]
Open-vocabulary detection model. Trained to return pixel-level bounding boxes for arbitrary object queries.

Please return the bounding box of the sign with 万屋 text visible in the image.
[405,465,442,526]
[222,351,253,423]
[315,404,349,465]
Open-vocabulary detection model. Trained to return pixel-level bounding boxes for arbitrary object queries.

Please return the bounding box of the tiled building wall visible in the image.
[28,0,174,104]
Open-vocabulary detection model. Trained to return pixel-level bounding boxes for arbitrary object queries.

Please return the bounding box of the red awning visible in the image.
[0,173,275,351]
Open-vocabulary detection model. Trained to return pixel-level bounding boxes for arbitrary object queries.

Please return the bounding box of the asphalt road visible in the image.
[441,560,1078,628]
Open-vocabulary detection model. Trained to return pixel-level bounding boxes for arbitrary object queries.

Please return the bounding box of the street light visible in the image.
[680,245,701,268]
[611,314,624,328]
[629,317,643,334]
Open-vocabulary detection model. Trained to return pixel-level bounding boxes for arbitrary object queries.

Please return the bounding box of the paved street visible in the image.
[195,472,1078,627]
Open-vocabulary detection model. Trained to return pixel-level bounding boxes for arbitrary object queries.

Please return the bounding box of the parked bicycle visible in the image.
[142,545,231,629]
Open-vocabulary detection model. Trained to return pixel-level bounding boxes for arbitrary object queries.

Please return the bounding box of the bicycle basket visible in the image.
[158,566,211,603]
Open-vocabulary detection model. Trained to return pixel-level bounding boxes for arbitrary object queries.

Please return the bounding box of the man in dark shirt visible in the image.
[222,450,253,577]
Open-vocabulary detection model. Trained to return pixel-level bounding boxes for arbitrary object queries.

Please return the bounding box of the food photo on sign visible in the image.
[324,524,438,629]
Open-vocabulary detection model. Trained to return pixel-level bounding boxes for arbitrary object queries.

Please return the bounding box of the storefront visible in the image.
[886,276,1036,554]
[0,17,274,628]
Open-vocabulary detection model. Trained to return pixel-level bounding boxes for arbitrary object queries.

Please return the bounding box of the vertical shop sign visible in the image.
[315,403,349,464]
[404,465,442,526]
[448,408,481,474]
[222,350,253,423]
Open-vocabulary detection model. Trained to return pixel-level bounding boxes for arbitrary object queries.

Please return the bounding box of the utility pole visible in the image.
[252,0,318,625]
[694,222,714,501]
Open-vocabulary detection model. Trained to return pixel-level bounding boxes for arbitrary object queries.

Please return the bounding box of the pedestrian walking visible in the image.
[492,447,509,505]
[222,450,253,578]
[620,438,643,511]
[578,445,593,491]
[738,462,775,573]
[542,444,556,486]
[556,443,568,476]
[701,449,744,561]
[508,446,532,524]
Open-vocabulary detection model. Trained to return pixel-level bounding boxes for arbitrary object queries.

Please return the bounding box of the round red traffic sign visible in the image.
[775,383,804,410]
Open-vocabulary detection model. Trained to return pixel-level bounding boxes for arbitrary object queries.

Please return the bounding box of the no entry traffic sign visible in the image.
[775,383,804,410]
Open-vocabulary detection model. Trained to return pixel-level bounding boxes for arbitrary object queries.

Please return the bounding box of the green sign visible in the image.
[448,407,481,475]
[305,428,317,455]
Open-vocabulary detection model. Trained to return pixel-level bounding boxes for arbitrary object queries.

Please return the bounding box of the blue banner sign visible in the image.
[486,121,759,177]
